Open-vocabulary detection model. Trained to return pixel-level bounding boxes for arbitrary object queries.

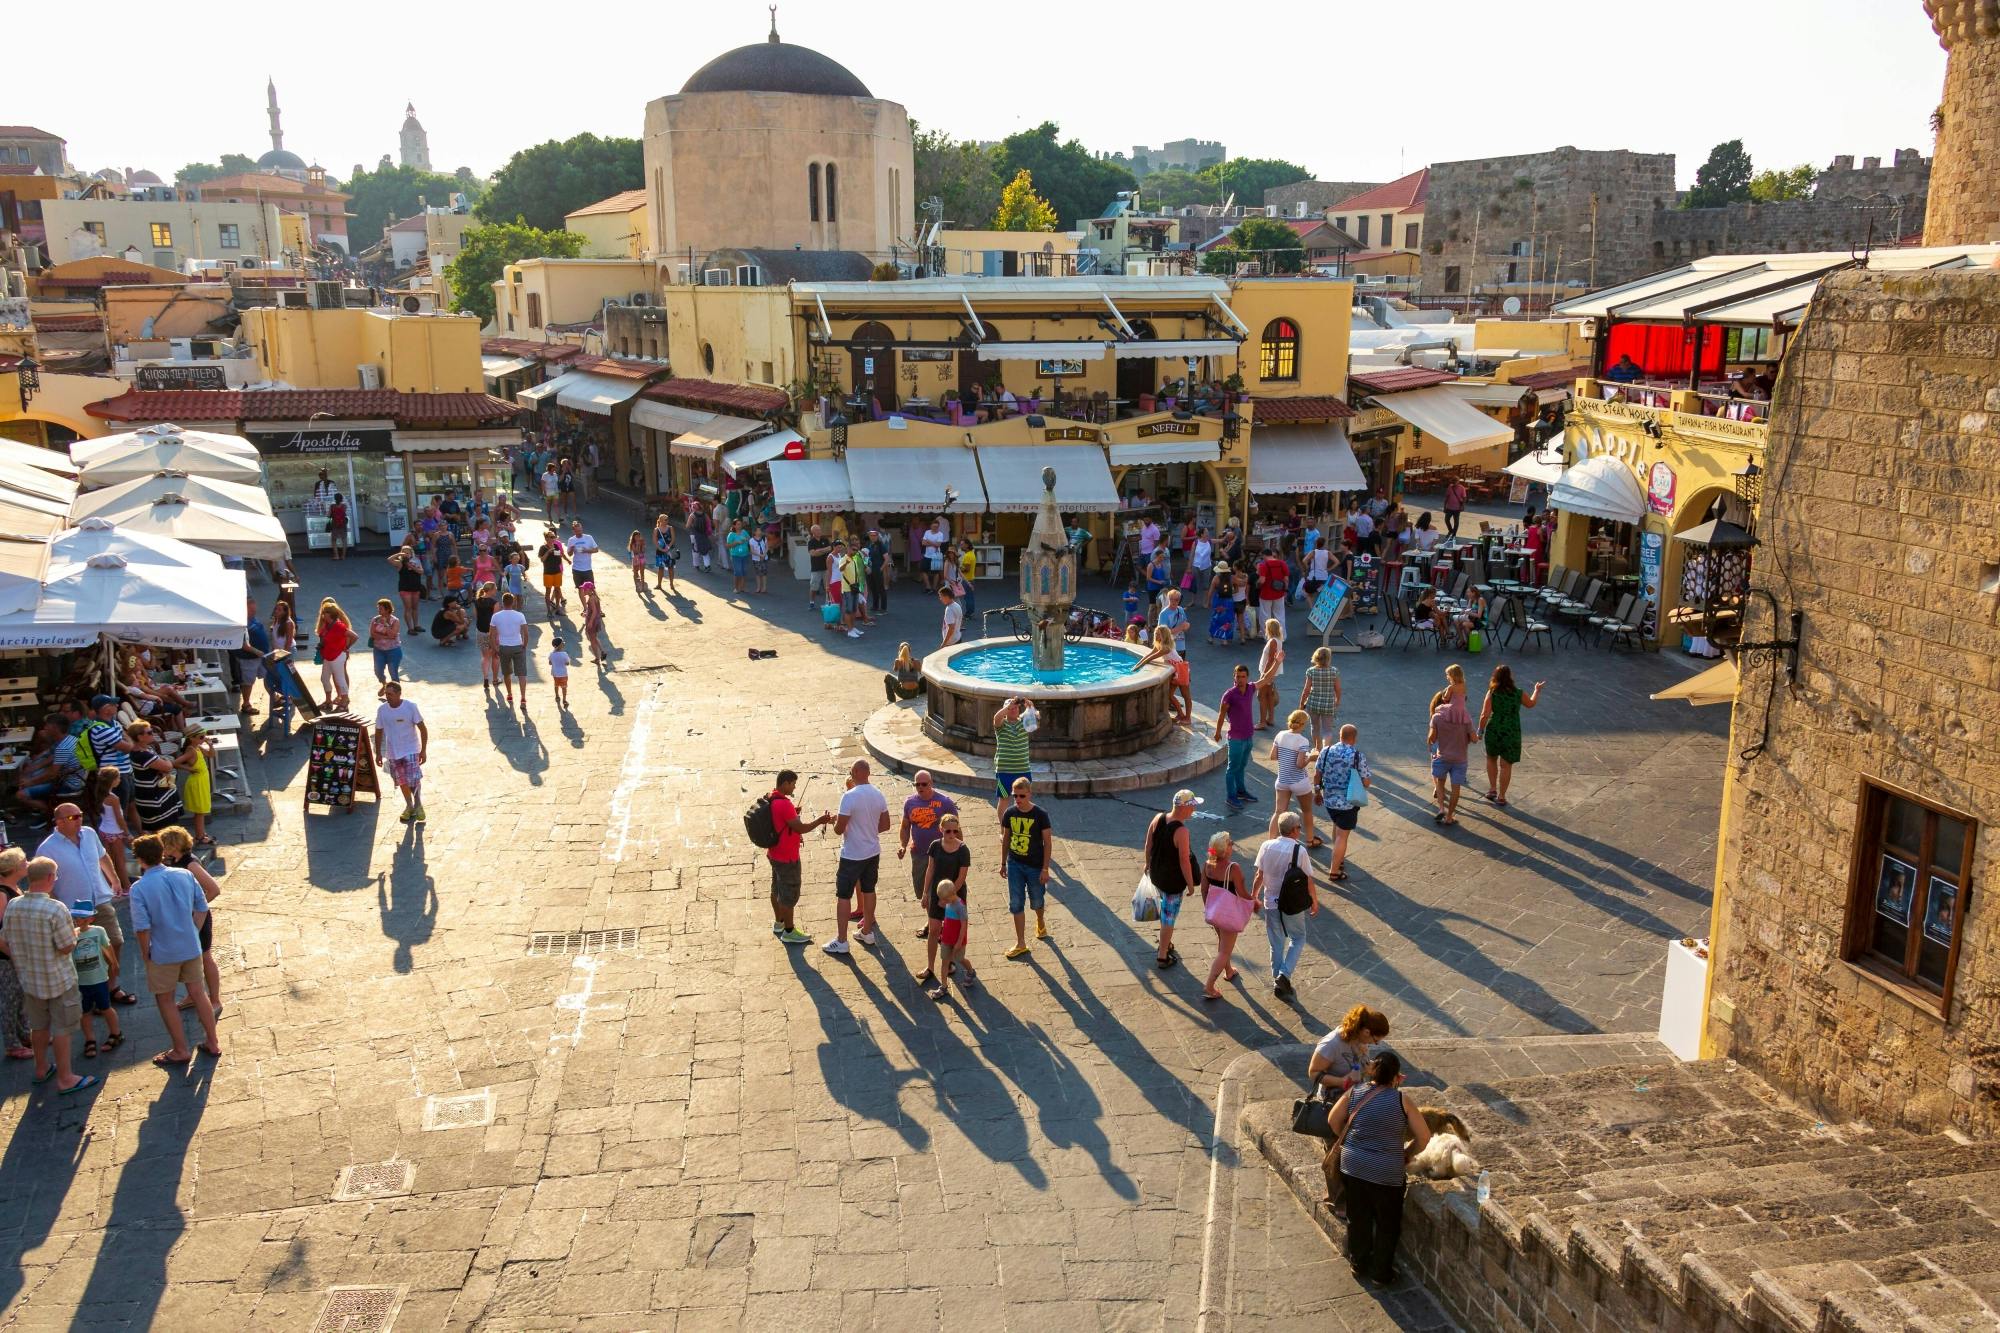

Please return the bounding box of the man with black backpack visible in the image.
[1251,810,1318,999]
[748,770,830,946]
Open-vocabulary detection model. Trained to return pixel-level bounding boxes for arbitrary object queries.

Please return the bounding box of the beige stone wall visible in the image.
[1706,267,2000,1138]
[642,91,914,262]
[1924,3,2000,245]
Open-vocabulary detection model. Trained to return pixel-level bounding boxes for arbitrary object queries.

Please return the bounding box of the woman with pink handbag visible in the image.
[1200,830,1257,1001]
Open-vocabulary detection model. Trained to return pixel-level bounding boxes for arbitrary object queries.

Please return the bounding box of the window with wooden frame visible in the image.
[1259,318,1299,381]
[149,222,173,248]
[1844,779,1973,1014]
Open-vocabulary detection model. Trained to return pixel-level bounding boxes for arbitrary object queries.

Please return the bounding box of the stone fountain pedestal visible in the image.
[919,639,1176,761]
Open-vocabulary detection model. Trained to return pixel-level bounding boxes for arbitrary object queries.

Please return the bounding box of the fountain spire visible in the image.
[1019,467,1076,680]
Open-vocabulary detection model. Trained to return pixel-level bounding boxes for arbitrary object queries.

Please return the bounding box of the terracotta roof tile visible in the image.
[1251,395,1356,422]
[641,378,788,417]
[1347,367,1457,396]
[36,270,161,288]
[1507,365,1588,392]
[481,339,583,362]
[84,388,521,425]
[565,189,648,218]
[32,313,105,331]
[567,355,664,380]
[0,127,62,141]
[1328,168,1429,214]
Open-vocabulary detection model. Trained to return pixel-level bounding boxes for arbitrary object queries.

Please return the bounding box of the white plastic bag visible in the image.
[1131,873,1161,923]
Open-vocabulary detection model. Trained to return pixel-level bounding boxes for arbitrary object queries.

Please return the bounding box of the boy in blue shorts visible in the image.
[69,904,122,1058]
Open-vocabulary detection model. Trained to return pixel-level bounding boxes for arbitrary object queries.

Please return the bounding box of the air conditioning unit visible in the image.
[400,293,436,313]
[702,268,732,287]
[674,265,694,285]
[279,290,310,309]
[309,280,344,309]
[357,363,383,389]
[629,291,650,306]
[1264,205,1277,217]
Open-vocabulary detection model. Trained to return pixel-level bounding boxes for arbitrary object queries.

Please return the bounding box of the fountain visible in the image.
[916,467,1179,763]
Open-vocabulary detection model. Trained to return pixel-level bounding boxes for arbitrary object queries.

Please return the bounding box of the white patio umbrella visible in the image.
[0,537,52,616]
[78,438,264,488]
[0,437,80,477]
[0,497,64,540]
[0,518,246,649]
[1501,449,1567,486]
[70,424,259,467]
[72,470,275,523]
[0,457,77,506]
[79,492,290,561]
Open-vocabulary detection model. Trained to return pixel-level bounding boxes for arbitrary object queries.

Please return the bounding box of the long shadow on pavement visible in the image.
[378,826,437,974]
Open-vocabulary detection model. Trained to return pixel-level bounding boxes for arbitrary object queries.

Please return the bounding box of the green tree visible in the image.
[475,133,643,232]
[175,154,259,188]
[1683,140,1754,209]
[1198,157,1313,207]
[995,122,1134,230]
[445,220,585,325]
[1199,216,1304,275]
[993,169,1058,232]
[912,125,1004,229]
[1136,169,1219,209]
[1748,163,1815,203]
[344,162,481,251]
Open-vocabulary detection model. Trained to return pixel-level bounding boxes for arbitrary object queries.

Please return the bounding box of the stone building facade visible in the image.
[1419,147,1677,298]
[1925,0,2000,245]
[1651,152,1929,265]
[1262,180,1383,218]
[1706,266,2000,1140]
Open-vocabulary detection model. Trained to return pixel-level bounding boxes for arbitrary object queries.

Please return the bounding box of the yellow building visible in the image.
[934,230,1082,278]
[1326,169,1427,255]
[0,332,115,443]
[240,305,484,391]
[564,191,650,259]
[491,258,650,341]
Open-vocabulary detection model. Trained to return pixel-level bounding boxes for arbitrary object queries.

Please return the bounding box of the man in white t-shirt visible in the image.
[540,466,560,517]
[1250,812,1315,997]
[938,586,964,647]
[373,682,430,824]
[489,592,530,707]
[826,759,890,956]
[566,520,599,592]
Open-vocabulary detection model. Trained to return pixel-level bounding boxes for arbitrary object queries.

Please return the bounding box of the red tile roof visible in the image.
[565,189,648,218]
[0,164,44,176]
[0,127,63,141]
[1251,395,1356,422]
[32,313,105,332]
[1329,168,1429,215]
[37,270,162,288]
[1347,367,1457,396]
[642,379,788,417]
[482,339,582,362]
[1507,365,1588,392]
[84,389,521,425]
[567,355,664,380]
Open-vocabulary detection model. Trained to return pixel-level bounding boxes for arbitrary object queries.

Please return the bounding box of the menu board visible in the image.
[303,713,379,812]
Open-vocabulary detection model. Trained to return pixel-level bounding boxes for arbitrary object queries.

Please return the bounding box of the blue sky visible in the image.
[36,0,1947,188]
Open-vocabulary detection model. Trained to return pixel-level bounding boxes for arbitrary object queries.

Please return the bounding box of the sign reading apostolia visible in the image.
[135,364,228,391]
[247,427,394,456]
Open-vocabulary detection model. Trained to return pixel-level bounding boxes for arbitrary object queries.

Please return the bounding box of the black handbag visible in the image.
[1291,1096,1334,1139]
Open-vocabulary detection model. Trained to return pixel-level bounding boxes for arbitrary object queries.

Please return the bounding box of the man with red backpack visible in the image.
[749,770,830,945]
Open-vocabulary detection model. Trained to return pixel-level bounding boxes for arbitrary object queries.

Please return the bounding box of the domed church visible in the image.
[642,13,914,265]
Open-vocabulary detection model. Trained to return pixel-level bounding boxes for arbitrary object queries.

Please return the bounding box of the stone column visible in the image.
[1924,1,2000,245]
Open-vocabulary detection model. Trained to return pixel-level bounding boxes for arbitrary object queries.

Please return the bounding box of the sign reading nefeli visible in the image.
[136,364,228,391]
[248,427,394,455]
[1135,420,1203,438]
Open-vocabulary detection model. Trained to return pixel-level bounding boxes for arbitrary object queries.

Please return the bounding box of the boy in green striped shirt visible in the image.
[992,697,1033,813]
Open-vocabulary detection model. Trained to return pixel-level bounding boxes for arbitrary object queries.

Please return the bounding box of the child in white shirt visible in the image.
[748,534,769,595]
[548,638,571,708]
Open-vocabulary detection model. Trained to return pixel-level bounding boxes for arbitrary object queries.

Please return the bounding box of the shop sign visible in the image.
[1638,529,1665,640]
[1347,407,1399,435]
[1042,426,1102,443]
[1135,420,1202,438]
[248,426,394,456]
[1036,358,1085,377]
[136,364,228,390]
[1646,461,1677,515]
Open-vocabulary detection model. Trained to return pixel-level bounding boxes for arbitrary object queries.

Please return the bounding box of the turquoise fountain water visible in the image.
[948,642,1139,687]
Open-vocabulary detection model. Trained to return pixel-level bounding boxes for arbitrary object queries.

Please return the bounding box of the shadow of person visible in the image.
[982,1018,1136,1200]
[484,707,549,784]
[302,797,383,894]
[785,949,930,1155]
[378,829,437,974]
[597,676,625,716]
[557,708,586,749]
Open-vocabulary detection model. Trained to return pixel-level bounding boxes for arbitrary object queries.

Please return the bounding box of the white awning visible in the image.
[1501,449,1566,485]
[1651,659,1739,707]
[555,372,645,416]
[722,430,803,478]
[1107,439,1222,466]
[0,438,80,477]
[1450,382,1547,407]
[974,447,1121,513]
[845,447,985,513]
[482,355,535,379]
[393,430,520,453]
[1551,454,1647,525]
[975,342,1108,361]
[668,414,763,460]
[1373,385,1514,456]
[629,399,714,435]
[769,460,851,514]
[1113,339,1239,359]
[514,377,564,405]
[1250,425,1366,494]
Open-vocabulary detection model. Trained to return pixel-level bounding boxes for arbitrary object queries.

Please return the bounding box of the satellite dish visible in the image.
[1502,297,1523,316]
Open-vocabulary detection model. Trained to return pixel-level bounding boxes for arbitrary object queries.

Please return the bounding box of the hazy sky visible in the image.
[33,0,1944,189]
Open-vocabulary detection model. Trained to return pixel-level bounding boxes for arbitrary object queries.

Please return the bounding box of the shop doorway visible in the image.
[850,321,895,414]
[1116,319,1157,408]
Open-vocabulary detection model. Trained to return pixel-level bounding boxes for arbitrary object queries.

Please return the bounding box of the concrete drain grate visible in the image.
[527,928,642,957]
[332,1161,415,1202]
[422,1089,494,1131]
[311,1285,406,1332]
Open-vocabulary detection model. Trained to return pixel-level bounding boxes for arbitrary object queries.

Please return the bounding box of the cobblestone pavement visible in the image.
[0,492,1727,1330]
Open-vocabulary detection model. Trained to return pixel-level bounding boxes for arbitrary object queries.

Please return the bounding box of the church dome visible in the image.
[258,148,307,172]
[680,37,870,98]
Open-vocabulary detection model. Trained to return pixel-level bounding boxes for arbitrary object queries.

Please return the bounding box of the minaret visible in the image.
[1922,1,2000,244]
[267,77,284,154]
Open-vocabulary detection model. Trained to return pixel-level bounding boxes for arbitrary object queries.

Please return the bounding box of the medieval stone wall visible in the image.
[1261,181,1383,216]
[1707,267,2000,1139]
[1924,2,2000,244]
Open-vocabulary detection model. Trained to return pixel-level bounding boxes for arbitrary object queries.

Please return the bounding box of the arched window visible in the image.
[826,163,839,223]
[1259,318,1299,381]
[808,163,821,223]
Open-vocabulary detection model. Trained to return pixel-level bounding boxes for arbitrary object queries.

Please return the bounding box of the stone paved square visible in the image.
[0,494,1726,1329]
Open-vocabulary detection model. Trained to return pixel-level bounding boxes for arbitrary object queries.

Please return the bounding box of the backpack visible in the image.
[743,792,781,849]
[1277,844,1313,915]
[75,729,97,773]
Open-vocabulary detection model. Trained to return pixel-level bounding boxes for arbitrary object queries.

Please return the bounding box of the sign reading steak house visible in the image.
[247,427,394,456]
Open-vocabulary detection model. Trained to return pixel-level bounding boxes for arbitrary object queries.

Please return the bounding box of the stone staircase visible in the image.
[1244,1059,2000,1332]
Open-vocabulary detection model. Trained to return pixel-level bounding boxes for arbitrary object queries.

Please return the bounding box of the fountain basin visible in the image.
[922,638,1175,761]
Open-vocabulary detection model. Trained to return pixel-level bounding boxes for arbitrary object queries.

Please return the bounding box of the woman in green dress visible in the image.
[1477,664,1544,807]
